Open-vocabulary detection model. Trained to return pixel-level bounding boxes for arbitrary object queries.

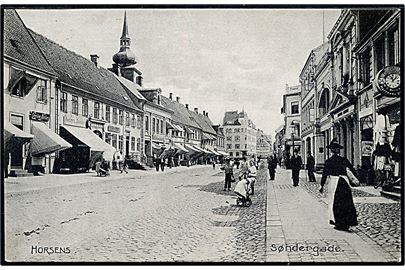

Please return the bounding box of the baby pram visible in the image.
[234,178,252,206]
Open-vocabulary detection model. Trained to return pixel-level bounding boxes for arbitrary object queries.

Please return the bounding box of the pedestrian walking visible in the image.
[120,157,128,174]
[95,158,102,176]
[268,155,277,180]
[222,158,234,191]
[154,155,160,172]
[212,158,216,169]
[290,148,302,186]
[319,138,359,232]
[160,158,165,172]
[306,152,316,182]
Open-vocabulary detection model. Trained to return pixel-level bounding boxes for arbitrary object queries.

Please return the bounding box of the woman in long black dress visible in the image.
[320,138,358,231]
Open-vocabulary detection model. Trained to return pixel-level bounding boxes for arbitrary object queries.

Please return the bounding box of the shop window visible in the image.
[112,108,118,124]
[36,79,47,103]
[106,106,111,123]
[119,110,124,125]
[60,92,67,113]
[82,98,88,117]
[118,135,123,150]
[112,134,117,149]
[72,95,79,115]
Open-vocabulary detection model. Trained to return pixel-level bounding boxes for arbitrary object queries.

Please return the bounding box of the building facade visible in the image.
[223,110,257,159]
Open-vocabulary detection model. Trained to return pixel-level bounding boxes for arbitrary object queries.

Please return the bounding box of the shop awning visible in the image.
[62,126,109,152]
[209,149,222,156]
[217,150,229,156]
[4,122,34,145]
[166,121,176,130]
[192,144,210,154]
[152,142,164,150]
[184,143,200,153]
[173,142,189,153]
[173,124,184,132]
[31,122,72,156]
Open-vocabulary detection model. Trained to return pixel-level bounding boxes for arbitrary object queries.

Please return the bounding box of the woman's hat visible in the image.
[326,138,343,149]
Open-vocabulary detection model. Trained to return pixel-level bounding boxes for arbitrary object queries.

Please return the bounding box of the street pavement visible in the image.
[267,168,401,263]
[4,163,401,263]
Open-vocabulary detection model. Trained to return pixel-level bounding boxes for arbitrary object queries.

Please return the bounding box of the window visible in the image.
[106,106,111,123]
[105,132,111,144]
[235,152,240,157]
[375,35,385,72]
[291,101,299,114]
[10,114,24,130]
[137,138,141,151]
[137,115,142,129]
[112,108,118,124]
[226,136,232,141]
[245,144,247,149]
[36,79,47,103]
[112,134,117,149]
[60,92,67,113]
[72,95,79,115]
[388,23,400,66]
[235,144,240,149]
[227,144,232,150]
[131,113,136,128]
[161,120,164,134]
[118,135,123,150]
[145,116,149,132]
[126,112,130,127]
[152,118,156,133]
[82,98,88,116]
[229,152,233,157]
[235,135,240,142]
[94,102,100,119]
[360,48,372,85]
[119,110,124,125]
[131,136,136,151]
[156,119,159,134]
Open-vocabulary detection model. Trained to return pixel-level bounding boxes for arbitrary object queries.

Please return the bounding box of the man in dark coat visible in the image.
[306,152,316,182]
[268,155,277,180]
[290,149,302,186]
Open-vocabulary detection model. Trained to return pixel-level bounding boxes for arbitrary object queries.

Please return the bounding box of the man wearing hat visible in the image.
[319,138,358,232]
[290,148,303,186]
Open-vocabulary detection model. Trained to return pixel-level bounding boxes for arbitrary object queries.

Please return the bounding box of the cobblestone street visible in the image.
[5,165,267,263]
[4,164,401,263]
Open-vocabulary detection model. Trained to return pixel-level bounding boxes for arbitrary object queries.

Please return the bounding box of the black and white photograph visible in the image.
[1,4,403,264]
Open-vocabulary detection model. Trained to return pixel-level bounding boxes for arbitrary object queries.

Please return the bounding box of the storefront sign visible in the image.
[361,141,374,156]
[63,114,86,127]
[107,125,121,133]
[30,111,50,122]
[375,66,401,97]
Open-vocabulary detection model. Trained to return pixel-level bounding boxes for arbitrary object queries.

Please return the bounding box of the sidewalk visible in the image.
[265,168,400,263]
[4,165,212,194]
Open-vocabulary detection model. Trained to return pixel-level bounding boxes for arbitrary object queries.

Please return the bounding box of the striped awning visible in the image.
[173,142,189,153]
[173,124,184,132]
[192,144,210,154]
[216,150,229,156]
[4,121,34,144]
[166,121,176,130]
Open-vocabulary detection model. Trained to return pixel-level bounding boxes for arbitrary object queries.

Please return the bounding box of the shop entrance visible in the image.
[125,136,130,158]
[10,142,23,168]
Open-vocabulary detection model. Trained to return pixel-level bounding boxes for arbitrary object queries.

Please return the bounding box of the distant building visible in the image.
[281,84,301,165]
[223,110,257,159]
[256,130,272,158]
[274,125,285,163]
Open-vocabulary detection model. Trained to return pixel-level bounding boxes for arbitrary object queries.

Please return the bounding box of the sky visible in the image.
[18,8,341,137]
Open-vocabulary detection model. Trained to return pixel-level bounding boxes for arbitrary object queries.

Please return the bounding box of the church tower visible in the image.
[110,11,143,86]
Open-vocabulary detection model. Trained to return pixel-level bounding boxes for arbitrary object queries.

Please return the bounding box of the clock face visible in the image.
[376,66,401,97]
[385,73,400,89]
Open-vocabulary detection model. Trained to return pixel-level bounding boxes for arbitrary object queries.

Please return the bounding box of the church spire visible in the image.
[113,11,136,67]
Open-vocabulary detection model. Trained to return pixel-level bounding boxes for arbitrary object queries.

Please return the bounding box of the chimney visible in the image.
[185,104,189,109]
[176,96,180,103]
[206,112,209,117]
[136,75,143,86]
[169,93,173,100]
[194,108,199,114]
[203,110,206,116]
[90,54,99,67]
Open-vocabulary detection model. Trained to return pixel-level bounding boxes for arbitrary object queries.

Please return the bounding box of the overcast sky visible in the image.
[18,8,341,136]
